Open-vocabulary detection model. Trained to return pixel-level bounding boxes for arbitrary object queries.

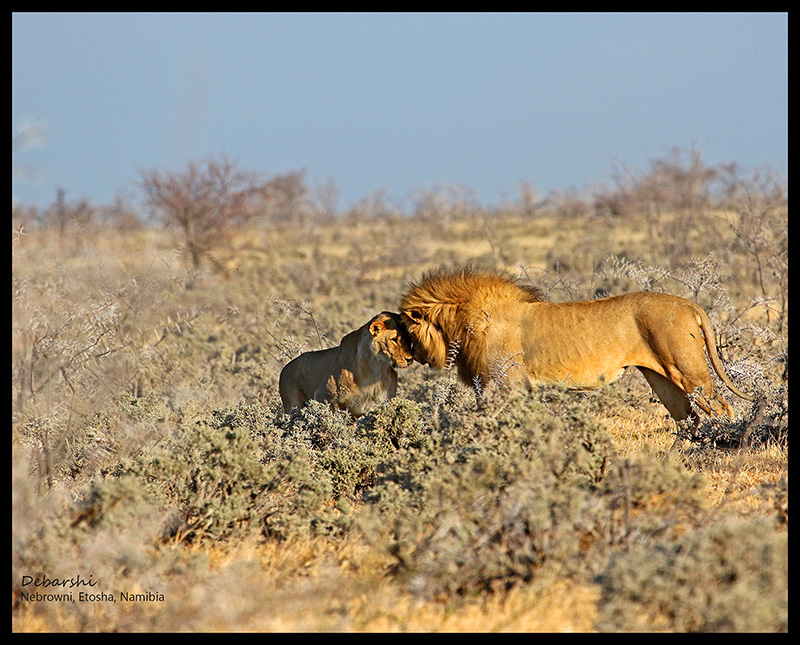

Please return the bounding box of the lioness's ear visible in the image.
[369,319,387,336]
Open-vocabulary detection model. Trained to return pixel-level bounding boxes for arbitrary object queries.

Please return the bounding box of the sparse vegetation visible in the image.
[12,148,787,632]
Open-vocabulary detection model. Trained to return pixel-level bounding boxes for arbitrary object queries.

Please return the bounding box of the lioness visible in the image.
[400,266,752,425]
[279,311,414,418]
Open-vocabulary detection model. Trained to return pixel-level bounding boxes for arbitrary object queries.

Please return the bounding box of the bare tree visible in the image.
[139,155,270,274]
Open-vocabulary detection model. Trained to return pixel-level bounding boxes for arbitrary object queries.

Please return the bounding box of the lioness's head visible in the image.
[367,312,414,369]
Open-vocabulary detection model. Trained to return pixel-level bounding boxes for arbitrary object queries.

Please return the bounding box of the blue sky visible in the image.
[12,12,788,212]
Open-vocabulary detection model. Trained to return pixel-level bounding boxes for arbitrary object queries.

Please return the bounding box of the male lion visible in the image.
[279,311,414,418]
[400,266,752,425]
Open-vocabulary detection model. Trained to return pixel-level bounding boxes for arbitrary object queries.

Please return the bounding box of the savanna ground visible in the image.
[12,150,787,632]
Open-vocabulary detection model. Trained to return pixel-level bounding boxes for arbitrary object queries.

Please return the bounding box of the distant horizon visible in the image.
[11,144,787,222]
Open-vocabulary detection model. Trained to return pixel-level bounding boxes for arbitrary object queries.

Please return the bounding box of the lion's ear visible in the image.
[404,309,425,324]
[369,319,387,337]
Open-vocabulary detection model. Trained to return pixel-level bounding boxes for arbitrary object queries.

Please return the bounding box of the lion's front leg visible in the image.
[317,369,360,414]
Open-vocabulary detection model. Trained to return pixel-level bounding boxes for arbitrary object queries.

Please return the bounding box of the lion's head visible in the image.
[399,266,544,380]
[365,311,415,369]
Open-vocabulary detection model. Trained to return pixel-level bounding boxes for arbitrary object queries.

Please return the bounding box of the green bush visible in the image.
[358,385,711,599]
[597,518,788,632]
[183,397,428,540]
[361,389,597,595]
[126,409,272,543]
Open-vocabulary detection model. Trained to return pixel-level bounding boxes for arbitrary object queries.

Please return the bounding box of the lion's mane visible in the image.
[400,266,544,385]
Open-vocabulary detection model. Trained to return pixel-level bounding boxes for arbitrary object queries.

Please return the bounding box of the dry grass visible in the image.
[12,158,787,632]
[110,537,603,632]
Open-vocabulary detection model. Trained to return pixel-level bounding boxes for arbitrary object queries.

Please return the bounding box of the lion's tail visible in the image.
[695,307,754,401]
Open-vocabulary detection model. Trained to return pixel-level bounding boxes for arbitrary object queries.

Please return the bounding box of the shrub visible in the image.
[186,398,429,540]
[126,410,273,543]
[597,518,788,632]
[360,386,705,598]
[12,446,179,612]
[359,384,714,599]
[684,379,788,449]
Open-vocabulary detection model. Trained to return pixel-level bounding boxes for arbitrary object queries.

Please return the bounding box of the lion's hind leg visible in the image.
[687,388,735,419]
[637,366,696,426]
[661,352,736,419]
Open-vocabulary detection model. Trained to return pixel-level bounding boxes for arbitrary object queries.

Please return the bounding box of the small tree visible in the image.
[139,155,270,274]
